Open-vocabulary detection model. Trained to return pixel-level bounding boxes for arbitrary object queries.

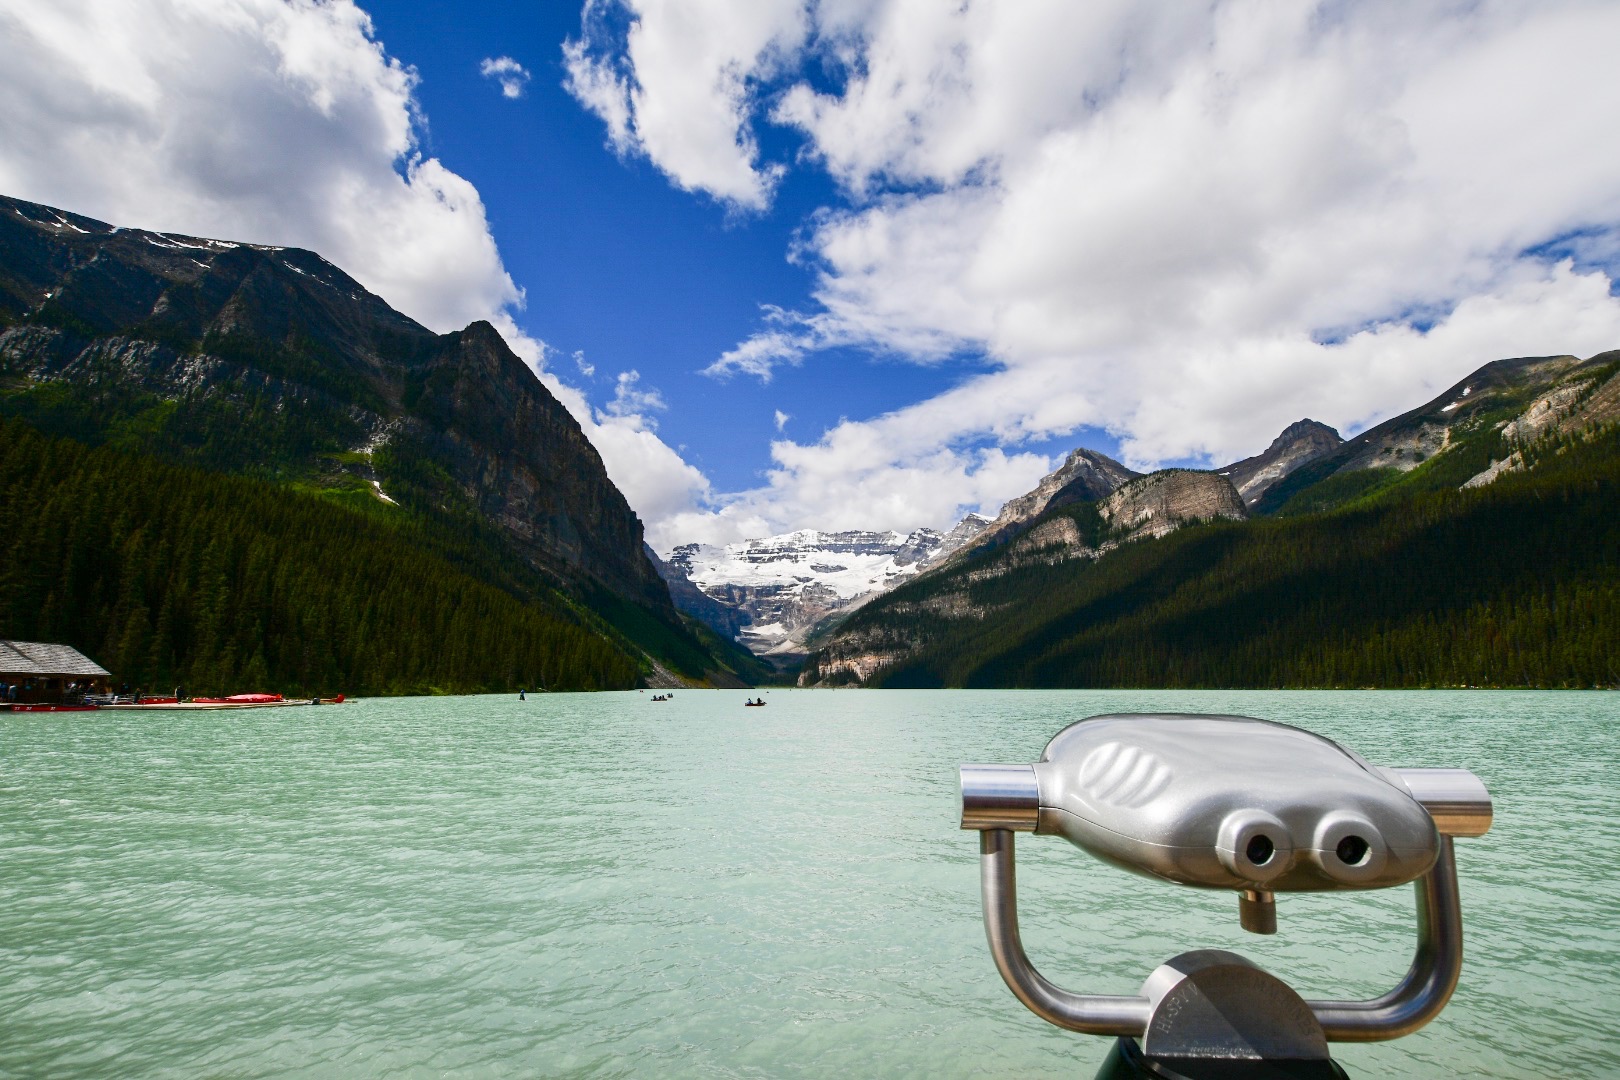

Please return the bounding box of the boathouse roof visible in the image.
[0,640,111,678]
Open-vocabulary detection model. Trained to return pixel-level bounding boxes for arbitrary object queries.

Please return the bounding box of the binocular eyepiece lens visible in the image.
[1336,835,1370,866]
[1245,835,1275,866]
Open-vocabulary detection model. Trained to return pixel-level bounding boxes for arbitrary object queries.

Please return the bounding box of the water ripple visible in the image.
[1,690,1615,1077]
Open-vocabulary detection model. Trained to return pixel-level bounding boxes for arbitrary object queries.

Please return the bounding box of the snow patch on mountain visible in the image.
[660,515,992,658]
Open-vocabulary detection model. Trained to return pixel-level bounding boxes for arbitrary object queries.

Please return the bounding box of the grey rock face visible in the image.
[1047,449,1143,507]
[994,448,1138,526]
[1100,469,1247,541]
[960,448,1138,557]
[1461,354,1620,489]
[1219,419,1344,506]
[921,513,993,567]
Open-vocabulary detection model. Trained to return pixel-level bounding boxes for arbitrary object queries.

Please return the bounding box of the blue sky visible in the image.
[361,0,1080,497]
[3,1,1619,550]
[366,0,858,488]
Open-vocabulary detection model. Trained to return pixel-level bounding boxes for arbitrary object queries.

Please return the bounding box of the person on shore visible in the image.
[519,689,526,701]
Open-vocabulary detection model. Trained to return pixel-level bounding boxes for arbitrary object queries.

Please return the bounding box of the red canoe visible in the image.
[190,693,285,704]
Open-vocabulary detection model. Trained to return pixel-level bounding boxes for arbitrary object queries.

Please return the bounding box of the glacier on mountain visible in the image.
[660,516,991,658]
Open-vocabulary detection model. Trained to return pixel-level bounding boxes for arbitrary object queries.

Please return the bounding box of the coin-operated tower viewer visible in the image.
[958,713,1493,1079]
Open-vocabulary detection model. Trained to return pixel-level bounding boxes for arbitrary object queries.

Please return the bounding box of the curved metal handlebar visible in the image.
[979,829,1152,1034]
[1306,835,1462,1040]
[978,828,1466,1042]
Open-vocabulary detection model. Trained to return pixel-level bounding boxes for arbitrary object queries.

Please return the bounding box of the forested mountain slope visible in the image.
[0,194,765,688]
[1256,351,1620,515]
[0,420,648,693]
[802,353,1620,689]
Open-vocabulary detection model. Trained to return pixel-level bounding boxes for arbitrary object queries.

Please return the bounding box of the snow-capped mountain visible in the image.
[660,516,991,658]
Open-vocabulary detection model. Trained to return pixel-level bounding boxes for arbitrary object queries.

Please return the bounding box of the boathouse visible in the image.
[0,641,111,704]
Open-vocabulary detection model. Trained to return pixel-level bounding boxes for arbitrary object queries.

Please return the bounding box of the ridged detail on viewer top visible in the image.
[1076,741,1173,809]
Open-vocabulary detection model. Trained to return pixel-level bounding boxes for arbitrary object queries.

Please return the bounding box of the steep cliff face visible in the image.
[1219,419,1344,505]
[646,545,752,640]
[394,320,667,604]
[0,194,741,682]
[1099,469,1247,540]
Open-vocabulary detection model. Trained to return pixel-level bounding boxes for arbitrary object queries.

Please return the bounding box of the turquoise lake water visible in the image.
[2,689,1615,1078]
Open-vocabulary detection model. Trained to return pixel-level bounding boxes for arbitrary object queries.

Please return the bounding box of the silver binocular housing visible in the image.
[961,713,1490,893]
[958,714,1494,1051]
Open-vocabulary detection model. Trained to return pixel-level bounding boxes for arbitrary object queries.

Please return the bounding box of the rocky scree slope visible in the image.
[0,194,750,685]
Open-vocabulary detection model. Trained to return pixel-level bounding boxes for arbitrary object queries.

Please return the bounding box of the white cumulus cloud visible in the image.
[0,0,525,341]
[602,369,667,421]
[562,0,806,210]
[0,0,719,537]
[480,55,531,99]
[571,0,1620,544]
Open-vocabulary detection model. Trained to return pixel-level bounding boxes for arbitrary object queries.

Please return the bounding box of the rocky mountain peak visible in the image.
[961,447,1138,555]
[1047,447,1143,506]
[1219,418,1344,506]
[892,527,945,567]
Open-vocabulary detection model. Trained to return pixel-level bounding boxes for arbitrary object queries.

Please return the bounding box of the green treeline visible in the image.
[840,426,1620,689]
[0,418,639,694]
